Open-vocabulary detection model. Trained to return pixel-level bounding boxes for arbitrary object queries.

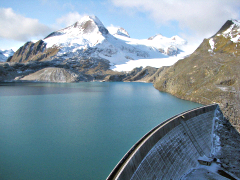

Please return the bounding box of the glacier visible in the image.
[40,15,191,71]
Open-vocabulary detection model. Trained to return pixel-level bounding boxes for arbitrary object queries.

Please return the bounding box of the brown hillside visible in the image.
[154,20,240,132]
[8,40,59,63]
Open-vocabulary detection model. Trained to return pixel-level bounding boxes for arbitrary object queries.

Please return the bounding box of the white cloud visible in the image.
[111,0,240,41]
[0,8,52,41]
[56,12,87,27]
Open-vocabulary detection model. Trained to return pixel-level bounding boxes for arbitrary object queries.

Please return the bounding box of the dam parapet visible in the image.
[107,104,223,179]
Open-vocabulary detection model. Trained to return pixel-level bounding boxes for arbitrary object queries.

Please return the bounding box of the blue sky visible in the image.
[1,0,240,51]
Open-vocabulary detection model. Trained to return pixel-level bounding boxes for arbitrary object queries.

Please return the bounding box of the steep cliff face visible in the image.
[123,66,158,82]
[102,66,158,82]
[153,20,240,131]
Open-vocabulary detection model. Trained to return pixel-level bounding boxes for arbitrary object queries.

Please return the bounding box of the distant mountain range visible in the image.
[7,15,187,66]
[1,17,239,89]
[0,15,189,83]
[0,49,14,62]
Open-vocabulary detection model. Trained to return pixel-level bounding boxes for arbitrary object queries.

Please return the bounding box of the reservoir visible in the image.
[0,82,201,180]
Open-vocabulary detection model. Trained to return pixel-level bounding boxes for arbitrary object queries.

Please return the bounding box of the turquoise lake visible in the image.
[0,82,201,180]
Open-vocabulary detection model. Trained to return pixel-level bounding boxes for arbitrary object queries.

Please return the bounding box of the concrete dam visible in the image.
[107,104,229,179]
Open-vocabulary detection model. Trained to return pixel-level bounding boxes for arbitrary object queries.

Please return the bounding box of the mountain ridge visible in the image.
[152,19,240,131]
[8,15,188,67]
[150,19,240,178]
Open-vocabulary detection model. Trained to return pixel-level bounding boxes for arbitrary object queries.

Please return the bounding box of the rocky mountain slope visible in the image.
[151,19,240,179]
[153,19,240,131]
[20,67,84,83]
[0,60,158,83]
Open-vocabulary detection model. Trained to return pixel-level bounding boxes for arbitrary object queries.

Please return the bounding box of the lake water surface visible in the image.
[0,82,201,180]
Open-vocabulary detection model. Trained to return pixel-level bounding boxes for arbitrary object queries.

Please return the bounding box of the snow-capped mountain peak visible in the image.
[208,19,240,54]
[70,15,109,35]
[43,15,109,49]
[39,15,188,67]
[0,49,14,62]
[108,26,130,38]
[9,15,190,71]
[232,19,240,27]
[221,19,240,43]
[148,34,186,45]
[170,35,187,44]
[148,34,164,40]
[45,15,108,38]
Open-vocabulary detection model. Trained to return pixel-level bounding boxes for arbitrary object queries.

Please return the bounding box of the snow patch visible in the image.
[231,35,240,43]
[208,38,215,52]
[112,49,192,71]
[222,19,240,43]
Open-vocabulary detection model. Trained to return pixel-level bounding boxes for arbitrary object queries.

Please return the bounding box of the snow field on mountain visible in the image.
[111,47,194,71]
[44,25,105,49]
[0,49,14,62]
[222,19,240,43]
[40,15,192,71]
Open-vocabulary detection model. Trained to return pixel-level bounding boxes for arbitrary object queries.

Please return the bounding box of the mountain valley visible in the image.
[1,16,240,131]
[1,15,240,179]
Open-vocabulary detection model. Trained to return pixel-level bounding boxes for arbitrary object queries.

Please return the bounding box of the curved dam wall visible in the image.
[107,104,219,180]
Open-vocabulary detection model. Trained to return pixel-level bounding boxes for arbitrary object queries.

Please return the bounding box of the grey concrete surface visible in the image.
[107,104,218,180]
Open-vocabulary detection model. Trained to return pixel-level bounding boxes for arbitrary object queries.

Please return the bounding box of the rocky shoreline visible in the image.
[0,60,158,83]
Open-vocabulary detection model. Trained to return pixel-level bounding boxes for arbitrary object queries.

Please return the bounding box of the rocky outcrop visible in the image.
[104,74,126,82]
[146,66,169,83]
[103,67,143,82]
[102,66,158,82]
[124,66,158,82]
[8,40,59,63]
[0,61,71,82]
